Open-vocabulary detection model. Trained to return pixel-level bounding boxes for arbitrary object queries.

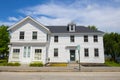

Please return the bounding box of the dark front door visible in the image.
[70,50,75,61]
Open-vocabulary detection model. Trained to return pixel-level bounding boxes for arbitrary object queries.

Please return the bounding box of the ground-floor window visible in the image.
[23,46,31,58]
[84,48,89,57]
[54,48,58,57]
[94,48,99,57]
[34,49,42,60]
[12,49,20,59]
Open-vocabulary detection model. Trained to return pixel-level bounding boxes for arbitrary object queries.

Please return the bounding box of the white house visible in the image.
[8,16,105,64]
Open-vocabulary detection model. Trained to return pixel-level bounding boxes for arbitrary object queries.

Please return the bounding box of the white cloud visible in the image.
[19,2,120,33]
[8,17,19,21]
[0,21,15,26]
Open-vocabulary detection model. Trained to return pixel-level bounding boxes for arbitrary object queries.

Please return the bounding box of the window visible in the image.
[24,47,27,58]
[13,49,20,53]
[71,25,74,30]
[12,49,20,59]
[54,48,58,57]
[84,48,89,57]
[35,49,42,60]
[70,35,74,42]
[54,36,58,42]
[23,46,31,58]
[94,35,98,42]
[28,46,31,57]
[19,31,24,39]
[84,35,88,42]
[94,48,99,57]
[47,34,49,41]
[32,31,37,39]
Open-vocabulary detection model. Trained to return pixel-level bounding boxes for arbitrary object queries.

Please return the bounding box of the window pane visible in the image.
[35,49,42,60]
[28,46,31,57]
[70,35,74,42]
[32,31,37,39]
[13,49,20,59]
[94,48,99,57]
[54,36,58,42]
[94,35,98,42]
[24,47,26,58]
[54,48,58,57]
[20,31,24,39]
[84,35,88,42]
[84,48,89,57]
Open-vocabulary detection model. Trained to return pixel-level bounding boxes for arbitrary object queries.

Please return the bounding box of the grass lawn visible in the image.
[105,61,120,67]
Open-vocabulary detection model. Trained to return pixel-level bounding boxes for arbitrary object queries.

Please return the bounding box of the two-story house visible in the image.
[8,16,105,64]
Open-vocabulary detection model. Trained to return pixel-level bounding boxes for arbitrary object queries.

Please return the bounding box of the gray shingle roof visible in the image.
[46,26,104,33]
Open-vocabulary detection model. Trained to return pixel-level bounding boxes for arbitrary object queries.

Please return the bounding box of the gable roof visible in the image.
[46,26,104,33]
[8,16,50,33]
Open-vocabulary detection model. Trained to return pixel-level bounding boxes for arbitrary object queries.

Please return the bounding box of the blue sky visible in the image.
[0,0,120,33]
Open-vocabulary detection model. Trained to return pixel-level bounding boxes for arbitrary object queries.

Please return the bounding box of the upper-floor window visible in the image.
[32,31,37,39]
[94,48,99,57]
[84,48,89,57]
[54,48,58,57]
[94,35,98,42]
[19,31,24,39]
[84,35,88,42]
[68,22,76,32]
[54,36,58,42]
[70,35,74,42]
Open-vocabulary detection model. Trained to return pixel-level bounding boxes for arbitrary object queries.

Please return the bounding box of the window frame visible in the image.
[70,35,75,42]
[54,48,58,57]
[84,35,88,42]
[54,36,58,42]
[32,31,37,40]
[94,48,99,57]
[19,31,24,40]
[94,35,98,42]
[84,48,89,57]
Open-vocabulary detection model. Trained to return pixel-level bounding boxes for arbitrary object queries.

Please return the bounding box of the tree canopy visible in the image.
[0,25,9,59]
[104,32,120,61]
[88,25,98,30]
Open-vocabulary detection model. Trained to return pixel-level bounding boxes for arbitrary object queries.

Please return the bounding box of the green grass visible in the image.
[105,61,120,67]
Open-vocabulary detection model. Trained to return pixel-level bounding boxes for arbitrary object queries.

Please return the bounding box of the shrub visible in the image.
[7,62,21,66]
[29,62,43,67]
[0,60,7,66]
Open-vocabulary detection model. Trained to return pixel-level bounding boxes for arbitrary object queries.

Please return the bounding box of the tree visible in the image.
[88,25,98,30]
[104,32,120,62]
[0,25,9,59]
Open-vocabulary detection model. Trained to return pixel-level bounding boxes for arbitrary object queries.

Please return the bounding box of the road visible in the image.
[0,72,120,80]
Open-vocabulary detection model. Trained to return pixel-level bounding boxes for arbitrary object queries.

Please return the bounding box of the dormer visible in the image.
[67,22,76,32]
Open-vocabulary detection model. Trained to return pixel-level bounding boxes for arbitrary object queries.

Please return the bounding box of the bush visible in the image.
[7,62,21,66]
[0,60,7,66]
[0,60,7,63]
[29,62,43,67]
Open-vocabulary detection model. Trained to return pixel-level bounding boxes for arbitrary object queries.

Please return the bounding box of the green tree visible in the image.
[88,25,98,30]
[0,25,9,59]
[104,32,120,61]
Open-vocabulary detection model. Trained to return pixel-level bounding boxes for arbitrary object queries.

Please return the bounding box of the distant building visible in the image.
[8,16,105,64]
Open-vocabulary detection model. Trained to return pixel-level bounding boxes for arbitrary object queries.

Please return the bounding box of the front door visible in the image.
[70,50,75,61]
[22,46,31,63]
